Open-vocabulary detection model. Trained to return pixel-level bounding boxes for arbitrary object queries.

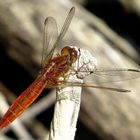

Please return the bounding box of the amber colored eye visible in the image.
[61,46,78,63]
[61,46,70,56]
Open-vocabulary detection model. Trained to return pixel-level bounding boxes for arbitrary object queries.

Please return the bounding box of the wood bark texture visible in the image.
[0,0,140,140]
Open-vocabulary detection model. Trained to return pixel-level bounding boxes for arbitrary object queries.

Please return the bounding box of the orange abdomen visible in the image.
[0,75,47,129]
[0,55,69,129]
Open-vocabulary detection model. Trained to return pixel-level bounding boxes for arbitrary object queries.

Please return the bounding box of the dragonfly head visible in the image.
[61,46,78,65]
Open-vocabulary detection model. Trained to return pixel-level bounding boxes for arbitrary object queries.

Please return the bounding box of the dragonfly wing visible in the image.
[62,69,140,92]
[62,82,131,92]
[42,16,58,67]
[54,7,75,48]
[42,7,75,67]
[84,68,140,84]
[46,7,75,61]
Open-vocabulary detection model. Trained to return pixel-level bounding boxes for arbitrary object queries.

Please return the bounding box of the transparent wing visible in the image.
[42,7,75,67]
[41,16,58,67]
[46,82,131,92]
[84,68,140,84]
[48,7,75,59]
[48,68,139,92]
[63,68,140,92]
[63,82,131,92]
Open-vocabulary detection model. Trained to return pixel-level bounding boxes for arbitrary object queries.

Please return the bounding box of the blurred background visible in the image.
[0,0,140,139]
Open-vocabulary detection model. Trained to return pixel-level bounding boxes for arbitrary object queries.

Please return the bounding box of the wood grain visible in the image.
[0,0,140,139]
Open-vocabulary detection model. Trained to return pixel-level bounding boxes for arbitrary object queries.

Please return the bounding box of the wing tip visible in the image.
[128,69,140,72]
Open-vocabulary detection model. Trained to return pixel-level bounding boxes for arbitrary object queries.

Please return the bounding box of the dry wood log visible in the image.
[0,0,140,140]
[73,0,140,17]
[120,0,140,16]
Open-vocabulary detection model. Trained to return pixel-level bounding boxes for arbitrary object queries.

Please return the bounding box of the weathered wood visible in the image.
[120,0,140,16]
[0,0,140,140]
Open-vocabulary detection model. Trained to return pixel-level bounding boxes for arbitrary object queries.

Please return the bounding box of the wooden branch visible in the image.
[0,0,140,139]
[120,0,140,16]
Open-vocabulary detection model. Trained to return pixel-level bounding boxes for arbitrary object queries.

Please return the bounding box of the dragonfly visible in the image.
[0,7,139,129]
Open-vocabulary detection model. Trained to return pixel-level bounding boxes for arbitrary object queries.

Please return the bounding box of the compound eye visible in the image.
[61,46,78,63]
[61,46,70,56]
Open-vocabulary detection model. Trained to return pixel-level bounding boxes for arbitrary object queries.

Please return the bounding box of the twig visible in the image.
[49,46,97,140]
